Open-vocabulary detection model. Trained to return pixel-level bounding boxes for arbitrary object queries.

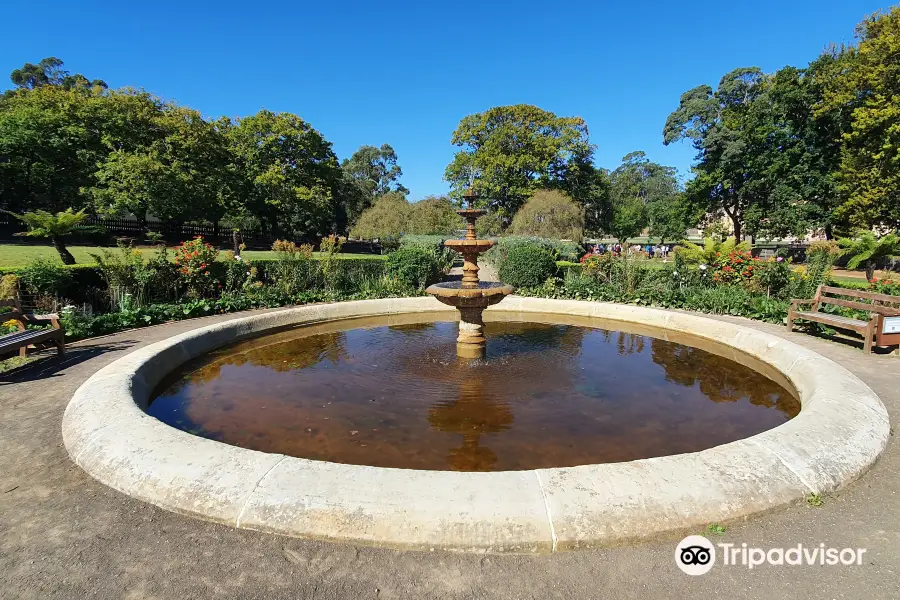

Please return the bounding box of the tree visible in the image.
[509,190,584,240]
[607,151,688,242]
[88,105,233,230]
[822,8,900,231]
[10,57,106,91]
[0,85,103,213]
[0,86,167,215]
[664,68,771,241]
[8,208,89,264]
[349,192,411,242]
[444,105,592,216]
[341,144,407,198]
[837,232,900,281]
[407,196,462,235]
[226,110,342,240]
[749,58,847,238]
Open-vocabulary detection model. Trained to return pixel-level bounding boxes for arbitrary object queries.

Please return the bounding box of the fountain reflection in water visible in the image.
[426,189,513,359]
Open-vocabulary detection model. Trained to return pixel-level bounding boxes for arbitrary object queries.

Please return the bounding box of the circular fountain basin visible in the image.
[63,297,890,553]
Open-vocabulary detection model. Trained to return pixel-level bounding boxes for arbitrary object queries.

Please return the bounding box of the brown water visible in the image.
[148,312,800,471]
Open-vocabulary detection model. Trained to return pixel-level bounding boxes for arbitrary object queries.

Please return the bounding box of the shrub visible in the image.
[751,256,794,299]
[710,248,755,285]
[20,258,73,298]
[498,244,556,288]
[400,235,456,273]
[350,192,410,241]
[174,237,220,298]
[509,190,584,240]
[407,196,463,235]
[799,240,841,297]
[475,211,504,237]
[318,234,345,289]
[484,236,583,268]
[267,240,317,296]
[90,243,154,310]
[676,237,751,266]
[384,246,441,291]
[0,274,19,299]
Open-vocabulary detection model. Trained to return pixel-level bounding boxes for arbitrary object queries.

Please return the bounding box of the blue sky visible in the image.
[1,0,890,199]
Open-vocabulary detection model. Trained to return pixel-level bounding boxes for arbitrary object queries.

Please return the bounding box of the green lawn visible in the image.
[0,244,384,267]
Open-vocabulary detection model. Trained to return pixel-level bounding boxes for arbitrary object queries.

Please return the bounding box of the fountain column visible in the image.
[426,189,514,360]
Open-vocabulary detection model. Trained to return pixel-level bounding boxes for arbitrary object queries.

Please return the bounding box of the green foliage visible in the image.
[349,192,410,244]
[799,240,842,297]
[88,105,233,228]
[444,104,592,216]
[90,243,155,309]
[606,151,686,241]
[498,244,556,288]
[474,211,504,237]
[19,258,73,297]
[8,207,89,238]
[341,143,407,199]
[509,190,584,240]
[225,110,342,239]
[0,274,19,299]
[837,232,900,280]
[676,237,751,266]
[7,208,90,264]
[10,57,106,91]
[822,8,900,230]
[407,196,463,235]
[399,235,456,273]
[484,235,582,267]
[751,257,795,299]
[173,237,220,298]
[384,246,441,292]
[266,240,317,296]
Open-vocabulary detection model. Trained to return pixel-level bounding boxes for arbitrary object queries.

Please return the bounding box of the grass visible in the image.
[0,244,385,267]
[807,493,824,507]
[0,354,39,373]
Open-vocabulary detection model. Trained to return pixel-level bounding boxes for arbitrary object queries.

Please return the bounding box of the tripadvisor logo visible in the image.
[675,536,868,575]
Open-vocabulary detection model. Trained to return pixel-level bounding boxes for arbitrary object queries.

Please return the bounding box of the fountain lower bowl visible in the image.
[426,281,514,308]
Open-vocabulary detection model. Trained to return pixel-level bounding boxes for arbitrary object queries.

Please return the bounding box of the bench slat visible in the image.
[794,311,869,331]
[819,296,900,314]
[0,329,59,348]
[821,285,900,306]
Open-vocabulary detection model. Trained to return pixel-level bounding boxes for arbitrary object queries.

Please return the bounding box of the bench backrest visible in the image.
[815,285,900,315]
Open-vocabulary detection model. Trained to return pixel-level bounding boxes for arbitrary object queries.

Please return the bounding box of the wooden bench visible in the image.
[787,285,900,353]
[0,299,65,358]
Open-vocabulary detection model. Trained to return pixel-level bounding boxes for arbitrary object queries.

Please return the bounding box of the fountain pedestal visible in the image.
[426,192,514,359]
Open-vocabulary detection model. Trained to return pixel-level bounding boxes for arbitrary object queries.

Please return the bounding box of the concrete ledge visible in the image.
[62,297,891,553]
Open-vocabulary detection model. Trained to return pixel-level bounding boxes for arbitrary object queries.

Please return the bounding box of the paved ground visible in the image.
[1,306,898,600]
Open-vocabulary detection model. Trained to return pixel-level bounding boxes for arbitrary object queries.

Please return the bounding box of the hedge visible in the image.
[3,256,387,304]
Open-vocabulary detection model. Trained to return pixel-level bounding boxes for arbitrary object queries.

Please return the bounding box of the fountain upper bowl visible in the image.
[444,239,495,251]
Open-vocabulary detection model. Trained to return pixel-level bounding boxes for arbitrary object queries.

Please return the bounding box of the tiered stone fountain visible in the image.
[426,190,514,359]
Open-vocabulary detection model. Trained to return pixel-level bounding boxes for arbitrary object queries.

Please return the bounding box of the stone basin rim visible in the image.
[62,296,890,554]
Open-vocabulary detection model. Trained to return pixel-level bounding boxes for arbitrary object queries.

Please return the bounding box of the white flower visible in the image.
[699,264,708,271]
[673,271,679,277]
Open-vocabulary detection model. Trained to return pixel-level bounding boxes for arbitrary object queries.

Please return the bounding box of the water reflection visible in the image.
[148,314,800,471]
[428,375,513,471]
